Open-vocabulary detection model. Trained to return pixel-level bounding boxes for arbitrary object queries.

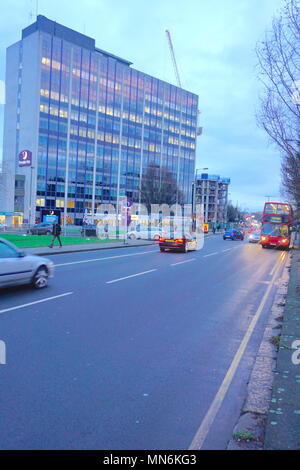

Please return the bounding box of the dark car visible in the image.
[223,230,244,241]
[159,233,197,253]
[28,223,53,235]
[81,224,97,237]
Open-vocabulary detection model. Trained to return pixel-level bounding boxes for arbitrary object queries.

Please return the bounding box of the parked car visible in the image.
[127,228,162,240]
[28,223,53,235]
[159,233,197,253]
[223,230,244,241]
[81,224,97,237]
[248,230,261,243]
[0,238,54,289]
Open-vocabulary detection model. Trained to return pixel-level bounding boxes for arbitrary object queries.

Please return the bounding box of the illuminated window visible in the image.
[67,200,75,208]
[56,200,64,208]
[41,57,51,66]
[36,198,45,207]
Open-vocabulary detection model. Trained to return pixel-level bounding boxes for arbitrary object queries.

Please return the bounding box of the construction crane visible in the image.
[165,30,182,88]
[165,29,202,136]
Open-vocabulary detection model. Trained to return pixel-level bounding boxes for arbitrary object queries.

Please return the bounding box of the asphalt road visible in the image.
[0,235,288,450]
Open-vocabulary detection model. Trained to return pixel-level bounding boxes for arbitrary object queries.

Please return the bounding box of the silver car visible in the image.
[0,238,54,289]
[248,230,261,243]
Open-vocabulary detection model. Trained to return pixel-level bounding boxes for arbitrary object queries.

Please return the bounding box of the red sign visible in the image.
[19,150,32,167]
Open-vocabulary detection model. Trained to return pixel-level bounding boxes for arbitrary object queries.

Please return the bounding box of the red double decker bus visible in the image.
[260,202,293,249]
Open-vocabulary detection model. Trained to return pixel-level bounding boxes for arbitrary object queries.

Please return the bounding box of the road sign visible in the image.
[203,223,209,233]
[19,150,32,167]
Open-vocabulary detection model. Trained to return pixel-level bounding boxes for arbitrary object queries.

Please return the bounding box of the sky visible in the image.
[0,0,285,211]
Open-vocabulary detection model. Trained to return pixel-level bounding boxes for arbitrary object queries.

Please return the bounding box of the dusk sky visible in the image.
[0,0,285,211]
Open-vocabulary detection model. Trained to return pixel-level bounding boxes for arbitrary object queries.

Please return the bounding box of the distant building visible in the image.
[0,15,199,226]
[195,173,230,225]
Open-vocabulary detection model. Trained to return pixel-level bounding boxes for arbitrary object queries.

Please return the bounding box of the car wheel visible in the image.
[32,266,48,289]
[183,243,188,253]
[160,247,165,252]
[129,234,136,240]
[46,230,51,235]
[261,245,266,249]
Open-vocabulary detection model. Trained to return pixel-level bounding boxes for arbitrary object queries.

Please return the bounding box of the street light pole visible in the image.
[28,166,34,227]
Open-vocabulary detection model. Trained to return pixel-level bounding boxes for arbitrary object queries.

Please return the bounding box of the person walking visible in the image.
[49,221,62,248]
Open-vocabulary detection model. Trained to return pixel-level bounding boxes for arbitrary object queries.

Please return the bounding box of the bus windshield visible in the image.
[261,223,289,236]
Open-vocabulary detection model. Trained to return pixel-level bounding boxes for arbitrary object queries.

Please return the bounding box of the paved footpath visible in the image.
[24,239,155,256]
[23,233,215,256]
[264,235,300,450]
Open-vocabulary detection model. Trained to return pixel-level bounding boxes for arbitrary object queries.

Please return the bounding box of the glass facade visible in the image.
[33,20,198,224]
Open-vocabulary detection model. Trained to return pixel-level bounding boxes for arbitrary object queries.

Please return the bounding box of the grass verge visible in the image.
[0,234,122,248]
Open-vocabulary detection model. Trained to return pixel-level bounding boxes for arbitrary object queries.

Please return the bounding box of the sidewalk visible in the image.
[23,232,216,256]
[24,239,156,256]
[264,235,300,450]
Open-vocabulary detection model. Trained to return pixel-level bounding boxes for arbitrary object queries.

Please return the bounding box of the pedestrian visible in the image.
[212,225,216,234]
[49,221,62,248]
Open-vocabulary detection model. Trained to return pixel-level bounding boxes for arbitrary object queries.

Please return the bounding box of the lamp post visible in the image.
[28,166,35,227]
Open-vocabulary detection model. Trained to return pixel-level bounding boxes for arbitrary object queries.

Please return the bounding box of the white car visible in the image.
[0,238,54,289]
[127,228,162,240]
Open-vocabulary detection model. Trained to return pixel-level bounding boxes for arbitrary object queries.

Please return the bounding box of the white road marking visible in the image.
[54,250,157,267]
[189,251,287,450]
[106,269,157,284]
[171,259,196,267]
[222,249,232,253]
[257,281,271,285]
[0,292,74,315]
[203,252,218,258]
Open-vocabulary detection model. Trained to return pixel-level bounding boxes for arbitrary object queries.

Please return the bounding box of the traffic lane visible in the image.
[0,239,276,333]
[0,235,235,309]
[0,242,284,449]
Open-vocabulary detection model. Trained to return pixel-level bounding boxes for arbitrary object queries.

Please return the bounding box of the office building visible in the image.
[1,16,199,225]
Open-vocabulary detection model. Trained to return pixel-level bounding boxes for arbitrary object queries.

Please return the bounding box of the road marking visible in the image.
[171,259,196,267]
[203,252,218,258]
[269,251,285,276]
[222,249,232,253]
[54,250,157,267]
[106,269,157,284]
[257,281,271,285]
[189,251,287,450]
[0,292,74,315]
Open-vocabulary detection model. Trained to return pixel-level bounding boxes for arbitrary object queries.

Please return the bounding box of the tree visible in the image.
[227,201,242,222]
[139,164,184,212]
[256,0,300,160]
[281,141,300,215]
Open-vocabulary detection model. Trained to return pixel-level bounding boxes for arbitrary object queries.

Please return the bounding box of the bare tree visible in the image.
[256,0,300,158]
[140,164,184,212]
[281,142,300,212]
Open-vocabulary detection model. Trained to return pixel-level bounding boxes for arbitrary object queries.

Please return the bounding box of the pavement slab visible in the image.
[264,244,300,450]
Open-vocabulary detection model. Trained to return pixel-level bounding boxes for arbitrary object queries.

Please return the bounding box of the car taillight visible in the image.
[175,238,184,243]
[159,237,165,242]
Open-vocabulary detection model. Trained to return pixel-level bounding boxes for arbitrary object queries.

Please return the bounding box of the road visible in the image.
[0,235,288,450]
